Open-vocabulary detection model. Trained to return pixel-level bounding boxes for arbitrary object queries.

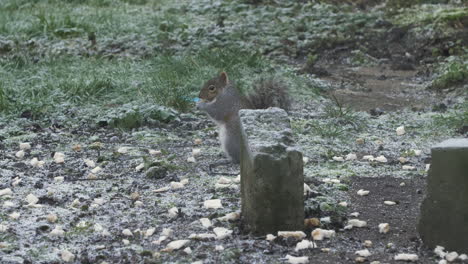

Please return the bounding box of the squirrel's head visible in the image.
[199,72,229,102]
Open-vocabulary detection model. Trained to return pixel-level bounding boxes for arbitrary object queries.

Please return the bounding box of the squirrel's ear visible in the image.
[219,72,229,85]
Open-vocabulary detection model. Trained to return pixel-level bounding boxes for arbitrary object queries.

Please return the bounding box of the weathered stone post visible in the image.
[418,138,468,252]
[239,107,304,235]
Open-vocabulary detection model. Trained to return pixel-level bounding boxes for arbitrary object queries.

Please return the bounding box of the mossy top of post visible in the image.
[239,107,294,156]
[432,138,468,150]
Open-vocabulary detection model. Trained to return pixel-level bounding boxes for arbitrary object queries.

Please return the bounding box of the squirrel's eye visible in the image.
[208,85,216,91]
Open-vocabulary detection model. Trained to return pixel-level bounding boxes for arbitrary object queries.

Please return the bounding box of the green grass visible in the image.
[433,102,468,131]
[0,48,319,119]
[429,55,468,90]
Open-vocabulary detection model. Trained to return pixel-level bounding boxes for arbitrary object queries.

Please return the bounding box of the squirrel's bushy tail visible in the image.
[248,78,291,111]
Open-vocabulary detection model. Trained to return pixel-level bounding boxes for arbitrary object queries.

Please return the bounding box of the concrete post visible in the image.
[418,138,468,252]
[239,108,304,235]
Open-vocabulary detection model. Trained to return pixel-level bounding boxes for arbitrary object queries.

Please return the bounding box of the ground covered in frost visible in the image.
[1,0,467,263]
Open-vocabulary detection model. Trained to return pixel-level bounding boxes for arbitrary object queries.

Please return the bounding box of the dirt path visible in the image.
[322,64,439,112]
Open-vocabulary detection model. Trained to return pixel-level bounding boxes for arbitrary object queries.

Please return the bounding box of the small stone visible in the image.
[346,153,357,160]
[439,260,448,264]
[87,173,97,180]
[122,229,133,237]
[285,254,309,264]
[91,166,102,174]
[94,223,103,232]
[347,219,367,228]
[15,150,25,159]
[54,176,65,182]
[199,218,212,228]
[398,157,407,164]
[12,177,21,186]
[434,245,446,258]
[134,201,143,207]
[183,247,192,254]
[122,239,130,245]
[9,212,20,220]
[161,228,173,237]
[375,155,388,163]
[170,181,185,189]
[217,176,233,184]
[149,149,162,155]
[72,144,82,152]
[145,228,156,238]
[47,214,58,223]
[413,149,422,156]
[26,193,39,205]
[364,240,372,247]
[266,234,276,241]
[332,156,344,162]
[217,212,240,221]
[355,257,366,263]
[362,155,374,161]
[187,156,196,163]
[168,207,179,218]
[180,178,189,185]
[61,249,75,262]
[379,223,390,234]
[302,157,309,164]
[153,186,170,193]
[192,148,201,157]
[356,138,365,144]
[458,254,467,260]
[130,192,140,200]
[19,142,31,150]
[295,240,316,251]
[0,224,8,232]
[425,164,430,171]
[396,126,406,136]
[320,216,331,223]
[323,178,340,184]
[162,240,190,252]
[304,183,312,195]
[30,158,39,167]
[194,138,202,145]
[84,159,96,168]
[370,261,381,264]
[213,227,232,240]
[357,189,370,196]
[446,252,459,262]
[3,201,14,208]
[135,163,145,172]
[355,249,372,257]
[350,212,360,217]
[339,201,348,207]
[234,175,241,183]
[400,182,406,186]
[215,245,224,251]
[304,218,321,228]
[188,233,216,240]
[384,201,396,205]
[311,228,335,240]
[278,231,307,240]
[203,199,222,209]
[0,188,13,196]
[394,253,418,262]
[117,147,129,154]
[321,248,331,253]
[53,152,65,163]
[402,165,416,170]
[50,226,65,237]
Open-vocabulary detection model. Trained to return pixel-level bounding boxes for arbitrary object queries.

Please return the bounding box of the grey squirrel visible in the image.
[196,72,290,163]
